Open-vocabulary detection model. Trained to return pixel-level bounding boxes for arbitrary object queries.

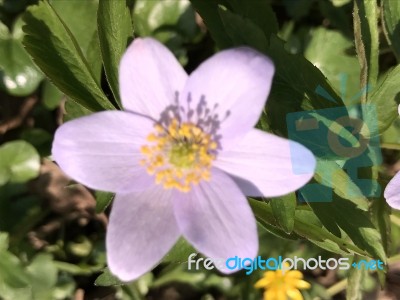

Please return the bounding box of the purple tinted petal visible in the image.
[107,187,180,281]
[226,175,264,198]
[119,38,188,119]
[52,111,154,193]
[214,129,316,197]
[180,47,274,150]
[173,168,258,273]
[384,172,400,209]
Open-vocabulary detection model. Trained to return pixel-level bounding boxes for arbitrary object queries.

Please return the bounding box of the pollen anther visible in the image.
[140,118,217,192]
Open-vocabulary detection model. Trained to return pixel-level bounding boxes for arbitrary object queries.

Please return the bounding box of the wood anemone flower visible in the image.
[52,38,316,281]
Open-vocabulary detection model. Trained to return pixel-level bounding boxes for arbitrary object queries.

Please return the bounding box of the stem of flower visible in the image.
[324,278,348,298]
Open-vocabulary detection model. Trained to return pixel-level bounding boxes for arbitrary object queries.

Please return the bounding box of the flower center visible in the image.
[140,118,217,192]
[169,143,196,168]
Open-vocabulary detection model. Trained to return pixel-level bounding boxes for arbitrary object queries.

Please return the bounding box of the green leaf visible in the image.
[218,8,268,52]
[314,160,369,210]
[361,65,400,137]
[382,0,400,61]
[0,232,9,251]
[49,0,98,55]
[95,268,125,286]
[66,236,92,257]
[257,221,300,241]
[22,1,114,112]
[121,282,148,300]
[285,103,364,161]
[134,0,199,63]
[134,0,194,40]
[249,199,300,240]
[190,0,232,48]
[98,0,133,106]
[305,194,386,263]
[370,198,390,254]
[381,118,400,145]
[0,19,43,96]
[270,193,296,233]
[86,30,102,84]
[27,254,57,287]
[0,140,40,185]
[283,0,315,20]
[63,99,92,122]
[319,1,352,37]
[1,0,31,14]
[304,27,360,105]
[265,36,344,110]
[296,208,374,257]
[0,283,31,300]
[42,79,63,110]
[20,128,52,156]
[249,199,366,256]
[226,0,278,39]
[331,0,351,6]
[255,40,351,139]
[353,0,379,99]
[152,267,207,288]
[347,256,366,300]
[95,191,114,213]
[53,261,103,275]
[369,197,390,285]
[27,254,58,299]
[162,237,196,264]
[0,249,30,288]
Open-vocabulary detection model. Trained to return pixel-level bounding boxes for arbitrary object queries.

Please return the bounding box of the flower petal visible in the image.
[384,172,400,209]
[265,289,276,300]
[254,272,275,288]
[180,47,274,150]
[172,168,258,272]
[287,288,304,300]
[106,187,180,281]
[295,280,311,289]
[52,111,154,193]
[267,288,287,300]
[286,270,304,280]
[119,38,188,119]
[214,129,316,197]
[277,290,288,300]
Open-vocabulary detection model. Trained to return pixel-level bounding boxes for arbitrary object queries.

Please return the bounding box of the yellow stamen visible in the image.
[140,118,217,192]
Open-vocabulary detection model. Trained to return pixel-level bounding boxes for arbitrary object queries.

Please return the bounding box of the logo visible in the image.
[286,74,381,202]
[187,253,385,275]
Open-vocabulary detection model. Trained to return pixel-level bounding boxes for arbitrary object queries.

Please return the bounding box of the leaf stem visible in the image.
[325,278,347,298]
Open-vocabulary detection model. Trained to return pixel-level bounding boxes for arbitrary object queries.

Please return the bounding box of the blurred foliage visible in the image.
[0,16,43,96]
[0,0,399,299]
[0,140,40,184]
